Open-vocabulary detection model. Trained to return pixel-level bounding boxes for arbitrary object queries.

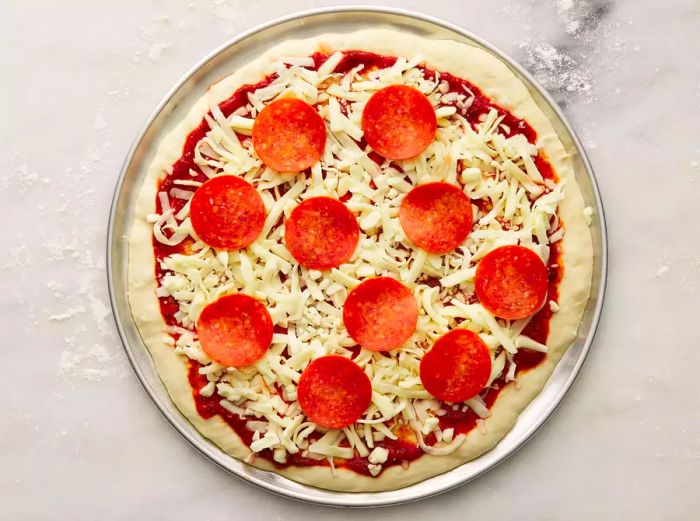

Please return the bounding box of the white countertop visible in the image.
[2,1,699,519]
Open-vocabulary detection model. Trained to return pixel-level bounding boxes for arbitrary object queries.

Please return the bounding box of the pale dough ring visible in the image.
[127,29,593,492]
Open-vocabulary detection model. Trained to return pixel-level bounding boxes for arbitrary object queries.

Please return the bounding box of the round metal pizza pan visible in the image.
[107,6,607,508]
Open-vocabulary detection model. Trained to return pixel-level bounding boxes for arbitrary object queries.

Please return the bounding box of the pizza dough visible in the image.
[127,29,593,492]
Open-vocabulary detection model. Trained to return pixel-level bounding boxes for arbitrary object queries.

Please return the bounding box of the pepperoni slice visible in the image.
[196,294,273,368]
[190,175,265,250]
[297,355,372,429]
[252,98,326,172]
[361,85,437,160]
[343,277,418,351]
[475,245,548,320]
[420,329,492,402]
[399,182,473,253]
[284,196,359,270]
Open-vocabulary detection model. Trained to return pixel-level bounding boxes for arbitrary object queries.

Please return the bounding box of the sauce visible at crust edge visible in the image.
[152,50,564,477]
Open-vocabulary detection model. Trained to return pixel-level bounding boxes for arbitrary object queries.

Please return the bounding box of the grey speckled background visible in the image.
[1,1,699,519]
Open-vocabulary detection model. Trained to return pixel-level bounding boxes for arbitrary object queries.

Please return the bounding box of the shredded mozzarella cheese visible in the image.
[150,52,565,464]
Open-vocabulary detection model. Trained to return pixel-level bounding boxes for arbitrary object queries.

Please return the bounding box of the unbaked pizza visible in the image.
[128,30,593,491]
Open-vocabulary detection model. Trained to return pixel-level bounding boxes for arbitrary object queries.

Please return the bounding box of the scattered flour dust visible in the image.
[45,233,95,267]
[2,235,35,284]
[556,0,583,35]
[518,39,593,97]
[514,0,634,106]
[48,306,86,322]
[3,10,188,389]
[147,41,172,61]
[132,14,184,63]
[51,288,123,383]
[42,11,185,381]
[656,265,670,278]
[58,338,116,382]
[88,294,112,335]
[4,411,40,434]
[47,280,67,298]
[25,11,146,384]
[515,0,597,101]
[1,162,50,196]
[2,243,33,271]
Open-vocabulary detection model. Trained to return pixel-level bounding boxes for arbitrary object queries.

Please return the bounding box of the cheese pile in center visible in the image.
[149,52,564,474]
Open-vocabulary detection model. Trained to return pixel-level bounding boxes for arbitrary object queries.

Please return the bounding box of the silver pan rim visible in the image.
[107,5,607,507]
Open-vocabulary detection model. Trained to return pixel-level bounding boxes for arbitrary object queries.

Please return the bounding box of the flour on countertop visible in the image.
[147,41,172,61]
[77,147,106,181]
[4,412,40,433]
[47,277,124,382]
[556,0,582,35]
[1,163,50,196]
[515,0,636,113]
[3,244,33,271]
[518,39,592,96]
[656,265,670,278]
[132,14,185,63]
[45,234,96,267]
[58,338,115,382]
[93,110,107,131]
[48,306,86,322]
[88,295,112,335]
[47,280,67,298]
[555,0,613,36]
[2,119,125,385]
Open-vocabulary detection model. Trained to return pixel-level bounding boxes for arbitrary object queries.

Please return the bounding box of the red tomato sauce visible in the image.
[151,51,564,476]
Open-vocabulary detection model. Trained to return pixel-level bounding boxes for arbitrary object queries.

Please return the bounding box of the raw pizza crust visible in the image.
[127,29,593,492]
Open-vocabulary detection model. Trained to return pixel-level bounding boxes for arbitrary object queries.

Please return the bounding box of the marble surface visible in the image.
[2,0,699,519]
